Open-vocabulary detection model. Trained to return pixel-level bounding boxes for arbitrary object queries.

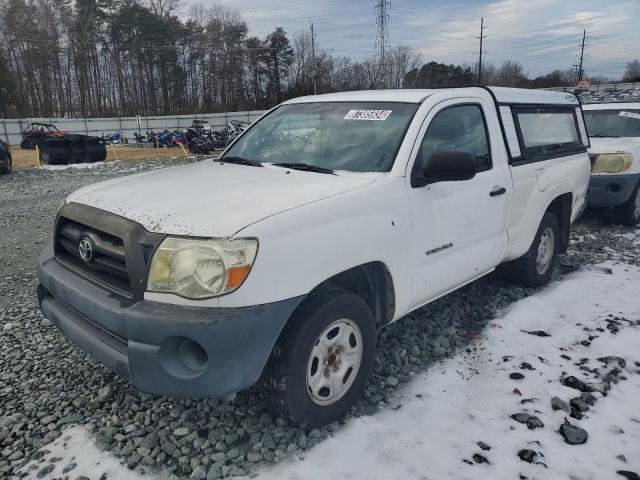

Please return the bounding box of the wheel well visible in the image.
[546,193,572,253]
[309,262,396,327]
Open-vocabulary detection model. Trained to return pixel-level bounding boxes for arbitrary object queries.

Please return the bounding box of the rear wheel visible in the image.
[262,287,376,429]
[506,211,560,287]
[613,181,640,227]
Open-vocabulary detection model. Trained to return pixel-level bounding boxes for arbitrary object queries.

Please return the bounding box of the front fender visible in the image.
[218,177,414,318]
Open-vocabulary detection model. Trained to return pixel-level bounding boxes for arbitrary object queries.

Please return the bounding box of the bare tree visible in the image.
[623,60,640,82]
[390,45,421,88]
[495,60,527,87]
[0,0,584,118]
[145,0,181,20]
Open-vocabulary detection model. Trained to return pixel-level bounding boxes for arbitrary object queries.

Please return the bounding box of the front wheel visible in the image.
[505,211,560,287]
[614,181,640,227]
[262,287,376,429]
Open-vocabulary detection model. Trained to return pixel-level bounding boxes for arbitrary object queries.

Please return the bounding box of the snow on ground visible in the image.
[19,426,160,480]
[38,161,112,170]
[36,156,196,172]
[18,262,640,480]
[257,263,640,480]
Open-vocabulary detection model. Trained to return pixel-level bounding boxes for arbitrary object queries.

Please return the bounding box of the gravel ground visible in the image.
[1,160,639,480]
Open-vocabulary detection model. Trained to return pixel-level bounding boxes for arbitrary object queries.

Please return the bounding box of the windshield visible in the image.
[584,109,640,137]
[222,102,418,172]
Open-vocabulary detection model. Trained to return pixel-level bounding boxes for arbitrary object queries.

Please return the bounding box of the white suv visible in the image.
[38,87,591,428]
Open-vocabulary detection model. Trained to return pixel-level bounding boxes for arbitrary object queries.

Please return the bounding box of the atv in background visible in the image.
[20,123,65,150]
[0,138,12,174]
[19,122,107,165]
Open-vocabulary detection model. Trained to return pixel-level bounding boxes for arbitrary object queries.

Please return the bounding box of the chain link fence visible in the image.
[0,110,268,145]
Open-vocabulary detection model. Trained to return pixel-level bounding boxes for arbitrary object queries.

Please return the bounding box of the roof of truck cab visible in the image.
[582,102,640,110]
[283,86,580,106]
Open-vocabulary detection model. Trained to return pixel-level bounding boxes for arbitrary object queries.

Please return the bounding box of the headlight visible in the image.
[147,237,258,299]
[592,153,633,173]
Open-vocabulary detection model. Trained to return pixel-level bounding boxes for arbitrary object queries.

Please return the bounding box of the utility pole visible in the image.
[476,17,487,84]
[374,0,391,89]
[578,29,586,83]
[310,19,317,95]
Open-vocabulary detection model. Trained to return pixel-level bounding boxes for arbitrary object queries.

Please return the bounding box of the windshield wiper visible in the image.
[590,134,619,138]
[272,162,335,174]
[217,156,263,167]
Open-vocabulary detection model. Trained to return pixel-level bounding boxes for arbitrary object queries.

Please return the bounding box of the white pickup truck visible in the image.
[37,87,590,428]
[583,102,640,225]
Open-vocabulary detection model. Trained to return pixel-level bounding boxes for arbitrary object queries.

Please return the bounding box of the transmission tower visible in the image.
[476,17,487,84]
[374,0,391,89]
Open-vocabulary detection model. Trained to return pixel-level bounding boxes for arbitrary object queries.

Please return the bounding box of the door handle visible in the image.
[490,187,506,197]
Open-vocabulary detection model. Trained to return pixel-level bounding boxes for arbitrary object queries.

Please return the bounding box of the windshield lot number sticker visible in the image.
[344,110,392,121]
[619,111,640,120]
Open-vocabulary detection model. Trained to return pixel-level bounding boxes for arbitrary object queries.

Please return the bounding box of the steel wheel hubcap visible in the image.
[536,227,555,275]
[306,319,363,406]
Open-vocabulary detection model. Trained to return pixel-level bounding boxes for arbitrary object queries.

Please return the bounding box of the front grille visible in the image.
[53,204,165,301]
[55,217,133,298]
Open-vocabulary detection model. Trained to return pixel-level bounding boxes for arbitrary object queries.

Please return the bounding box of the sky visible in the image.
[184,0,640,80]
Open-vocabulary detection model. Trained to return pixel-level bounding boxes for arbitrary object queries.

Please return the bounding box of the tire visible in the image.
[122,137,129,145]
[506,211,560,287]
[261,287,377,429]
[613,181,640,227]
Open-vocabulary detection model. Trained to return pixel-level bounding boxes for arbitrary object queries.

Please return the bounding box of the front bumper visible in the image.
[37,242,304,398]
[587,173,640,208]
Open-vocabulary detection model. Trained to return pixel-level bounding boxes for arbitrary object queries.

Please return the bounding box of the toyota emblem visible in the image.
[78,237,94,263]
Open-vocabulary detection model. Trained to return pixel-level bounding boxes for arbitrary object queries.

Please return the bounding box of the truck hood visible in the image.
[66,161,376,237]
[588,137,640,154]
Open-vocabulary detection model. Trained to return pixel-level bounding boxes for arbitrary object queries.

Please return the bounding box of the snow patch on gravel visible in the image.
[19,426,158,480]
[38,161,113,170]
[257,263,640,480]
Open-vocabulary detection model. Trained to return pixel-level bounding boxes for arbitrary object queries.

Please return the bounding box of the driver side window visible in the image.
[412,104,492,178]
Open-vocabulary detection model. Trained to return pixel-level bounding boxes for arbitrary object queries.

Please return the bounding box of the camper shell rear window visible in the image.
[511,106,586,163]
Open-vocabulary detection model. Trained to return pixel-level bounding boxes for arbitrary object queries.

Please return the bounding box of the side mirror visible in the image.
[414,150,477,187]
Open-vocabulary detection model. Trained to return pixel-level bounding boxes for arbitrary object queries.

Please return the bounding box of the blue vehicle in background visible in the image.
[101,130,128,145]
[0,138,12,174]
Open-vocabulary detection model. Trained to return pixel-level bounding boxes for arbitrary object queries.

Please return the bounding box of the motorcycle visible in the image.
[170,130,187,147]
[156,130,172,147]
[224,120,247,146]
[101,131,128,145]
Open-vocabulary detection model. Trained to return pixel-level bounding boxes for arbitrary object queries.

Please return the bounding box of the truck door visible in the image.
[407,98,509,307]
